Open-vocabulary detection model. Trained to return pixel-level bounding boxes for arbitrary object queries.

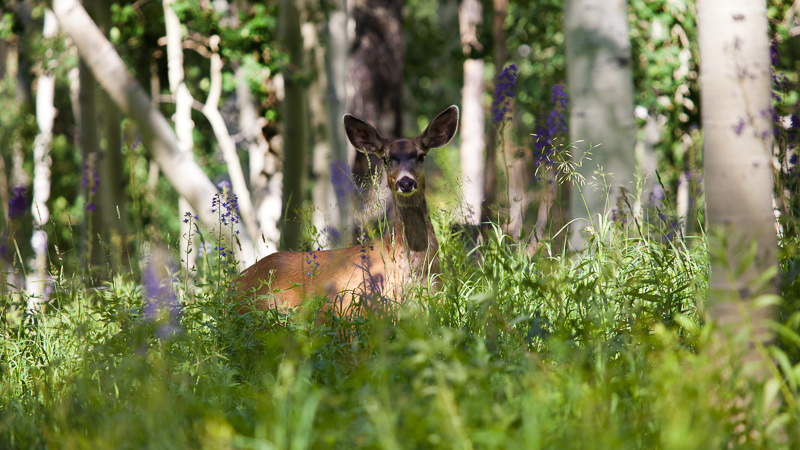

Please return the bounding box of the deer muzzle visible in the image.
[396,176,418,194]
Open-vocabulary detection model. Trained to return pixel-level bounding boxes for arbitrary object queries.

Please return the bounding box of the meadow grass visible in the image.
[1,208,799,449]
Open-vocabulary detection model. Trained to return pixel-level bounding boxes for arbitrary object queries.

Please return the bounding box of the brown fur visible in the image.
[236,106,459,315]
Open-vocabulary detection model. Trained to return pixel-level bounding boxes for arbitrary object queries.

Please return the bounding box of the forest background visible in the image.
[2,0,800,447]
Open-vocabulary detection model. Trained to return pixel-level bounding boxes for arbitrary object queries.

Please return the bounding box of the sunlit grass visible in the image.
[1,207,799,448]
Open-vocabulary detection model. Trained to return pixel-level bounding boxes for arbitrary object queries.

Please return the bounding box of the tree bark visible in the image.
[503,123,526,240]
[79,58,105,277]
[237,70,281,257]
[46,0,256,267]
[279,0,310,250]
[308,17,336,249]
[481,0,507,225]
[697,0,777,366]
[28,9,58,310]
[310,3,352,247]
[0,37,8,81]
[348,0,404,225]
[201,36,258,243]
[459,0,485,226]
[564,0,636,250]
[93,0,127,269]
[163,0,197,272]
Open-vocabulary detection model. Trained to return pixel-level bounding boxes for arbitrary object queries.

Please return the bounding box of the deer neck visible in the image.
[393,192,438,273]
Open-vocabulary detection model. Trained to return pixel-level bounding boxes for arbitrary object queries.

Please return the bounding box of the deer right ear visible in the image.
[343,114,385,156]
[419,105,459,150]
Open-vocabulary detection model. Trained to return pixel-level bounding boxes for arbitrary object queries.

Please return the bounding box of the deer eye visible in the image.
[417,154,426,162]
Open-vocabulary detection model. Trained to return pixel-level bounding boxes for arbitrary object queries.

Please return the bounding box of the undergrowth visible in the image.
[1,207,799,448]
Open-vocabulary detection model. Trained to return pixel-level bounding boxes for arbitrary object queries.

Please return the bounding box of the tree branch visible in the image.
[46,0,256,266]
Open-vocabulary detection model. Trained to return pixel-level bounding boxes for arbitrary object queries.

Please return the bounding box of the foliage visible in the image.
[3,199,800,448]
[629,0,701,187]
[769,4,800,358]
[2,2,800,446]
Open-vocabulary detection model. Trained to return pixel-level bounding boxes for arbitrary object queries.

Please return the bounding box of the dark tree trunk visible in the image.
[280,0,310,250]
[481,0,507,225]
[347,0,404,188]
[92,0,127,271]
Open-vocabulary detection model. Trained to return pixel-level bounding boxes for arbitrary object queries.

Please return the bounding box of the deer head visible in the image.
[343,106,459,200]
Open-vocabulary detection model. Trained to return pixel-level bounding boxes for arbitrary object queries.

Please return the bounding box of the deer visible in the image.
[236,105,459,316]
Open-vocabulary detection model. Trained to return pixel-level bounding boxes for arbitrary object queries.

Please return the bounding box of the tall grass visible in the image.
[3,193,799,449]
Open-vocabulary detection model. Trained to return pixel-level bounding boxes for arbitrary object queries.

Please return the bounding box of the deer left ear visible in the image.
[419,105,459,150]
[343,114,386,156]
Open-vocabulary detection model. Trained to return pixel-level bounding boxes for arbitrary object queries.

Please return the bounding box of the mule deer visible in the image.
[237,105,459,315]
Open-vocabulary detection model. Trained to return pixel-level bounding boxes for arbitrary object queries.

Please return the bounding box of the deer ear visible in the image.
[343,114,385,156]
[419,105,459,150]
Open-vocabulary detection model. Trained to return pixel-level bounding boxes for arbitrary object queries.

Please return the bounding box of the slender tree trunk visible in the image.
[565,0,636,250]
[697,0,777,368]
[280,0,310,250]
[77,0,106,279]
[635,111,660,223]
[459,0,485,226]
[46,0,257,267]
[201,36,258,242]
[28,9,58,310]
[308,18,336,249]
[504,124,526,240]
[326,7,352,242]
[93,0,126,269]
[237,71,281,257]
[348,0,404,230]
[78,59,106,280]
[163,0,197,271]
[481,0,507,225]
[0,37,8,80]
[15,0,34,107]
[310,3,352,247]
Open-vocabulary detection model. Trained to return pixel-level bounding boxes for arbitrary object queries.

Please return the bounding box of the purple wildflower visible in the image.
[611,208,628,227]
[82,153,100,213]
[330,160,355,206]
[82,153,100,195]
[9,185,29,220]
[491,64,518,123]
[143,256,181,339]
[325,226,343,246]
[211,189,241,227]
[650,184,665,209]
[534,84,569,170]
[770,40,779,67]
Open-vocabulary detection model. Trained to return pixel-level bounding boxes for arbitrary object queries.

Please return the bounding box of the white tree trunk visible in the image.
[308,4,352,248]
[28,9,58,310]
[237,71,281,257]
[565,0,636,249]
[309,6,352,247]
[47,0,256,266]
[697,0,777,353]
[459,59,485,225]
[307,20,336,249]
[163,0,197,271]
[503,125,526,240]
[201,36,258,242]
[458,0,485,226]
[325,8,352,243]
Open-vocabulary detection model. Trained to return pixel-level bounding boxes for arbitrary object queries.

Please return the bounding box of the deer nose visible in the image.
[396,177,417,193]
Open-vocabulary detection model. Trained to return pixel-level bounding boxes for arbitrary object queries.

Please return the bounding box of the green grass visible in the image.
[2,213,799,449]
